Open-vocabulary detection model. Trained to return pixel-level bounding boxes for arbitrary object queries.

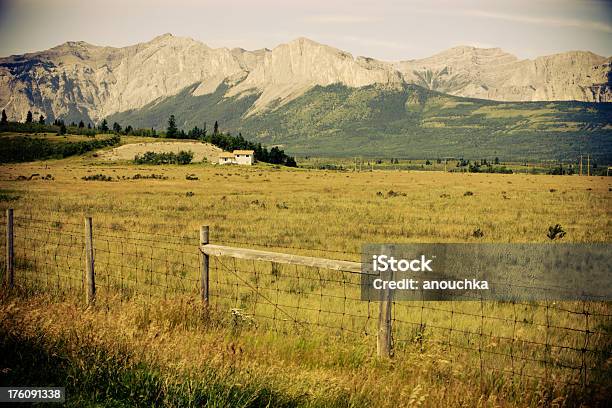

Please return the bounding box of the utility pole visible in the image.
[587,155,590,176]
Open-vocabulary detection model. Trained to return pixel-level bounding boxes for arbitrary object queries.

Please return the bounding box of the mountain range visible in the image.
[1,34,611,160]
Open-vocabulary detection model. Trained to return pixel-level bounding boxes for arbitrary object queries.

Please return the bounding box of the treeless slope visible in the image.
[99,141,222,162]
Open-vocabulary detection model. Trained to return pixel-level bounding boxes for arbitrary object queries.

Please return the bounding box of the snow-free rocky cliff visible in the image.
[1,34,610,122]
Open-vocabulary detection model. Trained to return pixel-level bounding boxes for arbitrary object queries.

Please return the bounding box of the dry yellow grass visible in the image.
[0,158,610,406]
[1,160,610,248]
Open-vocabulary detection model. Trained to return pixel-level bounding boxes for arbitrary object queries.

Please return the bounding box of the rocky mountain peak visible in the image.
[0,35,609,124]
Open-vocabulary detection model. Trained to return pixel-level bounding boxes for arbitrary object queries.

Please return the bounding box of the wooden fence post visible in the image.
[84,217,95,305]
[200,226,209,306]
[5,208,14,289]
[377,286,393,357]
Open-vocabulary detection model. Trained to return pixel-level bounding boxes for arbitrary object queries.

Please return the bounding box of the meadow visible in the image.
[0,149,611,407]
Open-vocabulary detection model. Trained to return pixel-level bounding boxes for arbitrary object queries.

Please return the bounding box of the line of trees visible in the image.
[2,109,297,167]
[0,109,157,137]
[160,115,297,167]
[1,109,61,134]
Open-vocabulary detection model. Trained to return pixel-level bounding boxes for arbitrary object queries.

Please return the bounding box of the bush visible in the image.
[82,174,113,181]
[547,224,566,240]
[130,174,168,180]
[547,165,574,175]
[134,151,194,165]
[469,163,513,174]
[176,151,194,165]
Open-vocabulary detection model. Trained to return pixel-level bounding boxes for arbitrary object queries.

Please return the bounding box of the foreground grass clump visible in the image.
[1,293,606,407]
[0,295,366,408]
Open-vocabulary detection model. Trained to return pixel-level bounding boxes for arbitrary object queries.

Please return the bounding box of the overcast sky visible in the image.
[0,0,610,60]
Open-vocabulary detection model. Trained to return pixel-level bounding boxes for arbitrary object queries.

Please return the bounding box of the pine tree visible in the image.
[166,115,178,138]
[213,120,219,135]
[39,114,45,125]
[286,156,297,167]
[25,110,33,123]
[78,120,85,128]
[59,122,66,135]
[87,123,92,129]
[1,109,7,125]
[99,119,109,132]
[112,122,122,134]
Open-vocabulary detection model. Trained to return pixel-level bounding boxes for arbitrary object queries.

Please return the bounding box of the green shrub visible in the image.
[82,174,113,181]
[130,174,168,180]
[547,224,566,240]
[134,151,194,165]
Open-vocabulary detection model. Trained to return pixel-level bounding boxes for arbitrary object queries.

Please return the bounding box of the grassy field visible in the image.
[296,156,588,175]
[0,155,611,407]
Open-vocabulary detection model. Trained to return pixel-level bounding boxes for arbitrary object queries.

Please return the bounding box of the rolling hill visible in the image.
[109,81,612,161]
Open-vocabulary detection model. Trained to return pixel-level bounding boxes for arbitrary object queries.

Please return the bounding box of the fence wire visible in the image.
[1,215,610,393]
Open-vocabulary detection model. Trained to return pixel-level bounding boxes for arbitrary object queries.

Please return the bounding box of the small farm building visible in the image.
[218,150,255,165]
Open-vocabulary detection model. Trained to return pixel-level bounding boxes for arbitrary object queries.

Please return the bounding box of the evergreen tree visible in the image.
[112,122,122,134]
[25,110,33,123]
[285,156,297,167]
[269,147,284,164]
[78,120,85,128]
[213,120,219,135]
[166,115,178,138]
[87,123,92,129]
[99,119,109,132]
[1,109,7,125]
[59,122,67,135]
[38,114,45,125]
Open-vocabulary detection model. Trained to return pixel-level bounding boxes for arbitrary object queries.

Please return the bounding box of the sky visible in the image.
[0,0,610,61]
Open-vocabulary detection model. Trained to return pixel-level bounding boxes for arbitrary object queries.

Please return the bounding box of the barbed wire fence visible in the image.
[1,209,610,396]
